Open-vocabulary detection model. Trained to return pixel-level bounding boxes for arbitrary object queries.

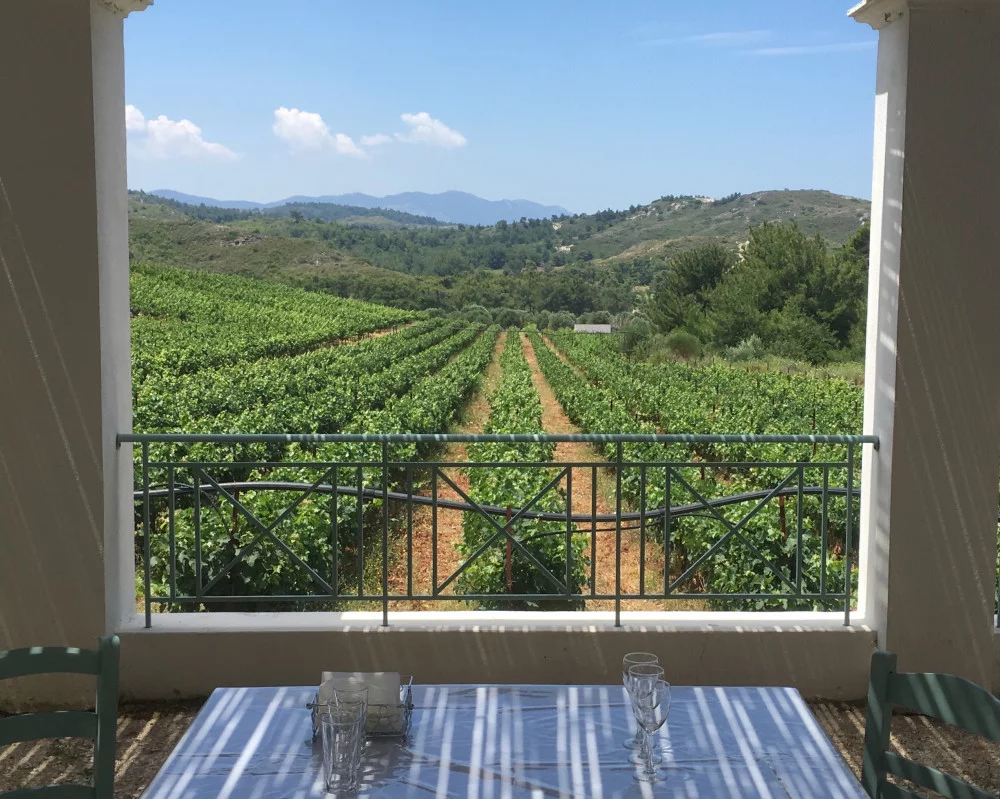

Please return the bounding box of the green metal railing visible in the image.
[119,432,877,629]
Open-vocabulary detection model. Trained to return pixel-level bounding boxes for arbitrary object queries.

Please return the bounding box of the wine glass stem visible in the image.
[644,730,655,776]
[632,728,643,748]
[637,727,649,761]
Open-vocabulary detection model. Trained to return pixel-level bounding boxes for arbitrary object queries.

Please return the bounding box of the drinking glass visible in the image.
[331,682,369,741]
[621,653,659,750]
[630,679,671,783]
[319,706,364,794]
[626,663,664,763]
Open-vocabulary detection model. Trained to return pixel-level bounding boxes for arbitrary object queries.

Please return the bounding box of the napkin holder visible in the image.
[308,675,414,739]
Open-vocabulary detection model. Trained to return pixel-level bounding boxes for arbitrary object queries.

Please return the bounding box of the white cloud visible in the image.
[747,41,875,56]
[272,107,363,156]
[361,133,392,147]
[396,112,467,148]
[644,30,770,47]
[125,105,237,160]
[125,104,146,132]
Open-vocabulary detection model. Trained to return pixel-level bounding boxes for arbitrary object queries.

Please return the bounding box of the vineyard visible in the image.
[131,264,867,618]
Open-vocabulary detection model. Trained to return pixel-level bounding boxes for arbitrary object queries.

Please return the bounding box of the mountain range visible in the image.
[150,189,569,226]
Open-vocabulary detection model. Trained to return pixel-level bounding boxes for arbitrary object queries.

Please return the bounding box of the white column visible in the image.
[853,0,1000,687]
[0,0,148,708]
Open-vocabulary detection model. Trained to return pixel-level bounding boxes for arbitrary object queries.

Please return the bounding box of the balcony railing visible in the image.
[120,433,877,629]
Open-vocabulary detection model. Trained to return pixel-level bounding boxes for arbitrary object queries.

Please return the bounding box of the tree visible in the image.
[650,244,734,334]
[705,222,860,362]
[620,316,654,359]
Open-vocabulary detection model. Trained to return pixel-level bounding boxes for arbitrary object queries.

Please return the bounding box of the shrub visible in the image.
[725,334,766,363]
[462,304,493,326]
[620,316,654,359]
[663,329,702,360]
[549,311,576,330]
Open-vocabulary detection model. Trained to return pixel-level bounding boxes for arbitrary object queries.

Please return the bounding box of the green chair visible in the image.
[862,650,1000,799]
[0,635,120,799]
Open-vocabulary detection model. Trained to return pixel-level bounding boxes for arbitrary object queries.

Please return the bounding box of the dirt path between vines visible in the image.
[387,331,506,609]
[529,333,707,611]
[521,333,654,610]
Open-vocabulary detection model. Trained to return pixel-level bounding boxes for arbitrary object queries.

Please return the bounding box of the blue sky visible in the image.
[124,0,877,213]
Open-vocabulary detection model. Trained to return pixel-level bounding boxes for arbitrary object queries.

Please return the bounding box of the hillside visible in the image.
[128,188,870,315]
[584,190,869,261]
[129,191,446,229]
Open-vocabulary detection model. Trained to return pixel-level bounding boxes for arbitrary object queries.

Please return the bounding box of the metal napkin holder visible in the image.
[307,675,414,739]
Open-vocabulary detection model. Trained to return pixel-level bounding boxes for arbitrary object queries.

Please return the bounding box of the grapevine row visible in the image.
[132,263,413,381]
[147,327,501,605]
[456,334,587,608]
[526,330,852,610]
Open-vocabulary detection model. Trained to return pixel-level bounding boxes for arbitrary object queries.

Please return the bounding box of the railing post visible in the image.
[356,466,364,599]
[142,442,151,628]
[382,441,390,628]
[663,466,672,598]
[406,463,414,600]
[615,441,623,628]
[845,443,854,626]
[565,468,573,599]
[820,465,829,603]
[505,506,513,606]
[431,467,438,595]
[639,465,646,597]
[193,468,202,604]
[590,467,597,598]
[331,465,339,603]
[796,466,804,598]
[168,465,176,604]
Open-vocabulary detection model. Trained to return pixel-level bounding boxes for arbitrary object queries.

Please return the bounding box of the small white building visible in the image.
[573,324,612,334]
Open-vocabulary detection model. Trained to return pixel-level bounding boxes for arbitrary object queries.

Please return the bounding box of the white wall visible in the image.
[0,0,131,709]
[855,1,1000,688]
[118,614,876,701]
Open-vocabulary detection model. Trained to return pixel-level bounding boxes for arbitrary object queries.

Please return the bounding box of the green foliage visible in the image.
[494,307,528,329]
[130,191,446,228]
[461,304,494,326]
[725,335,766,363]
[661,329,703,360]
[703,223,867,363]
[577,311,612,325]
[549,311,576,330]
[130,263,414,381]
[457,336,587,608]
[620,316,654,360]
[128,189,868,321]
[650,244,734,335]
[529,331,860,610]
[145,313,501,607]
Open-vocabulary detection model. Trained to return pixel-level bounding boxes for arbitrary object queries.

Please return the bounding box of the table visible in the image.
[142,685,864,798]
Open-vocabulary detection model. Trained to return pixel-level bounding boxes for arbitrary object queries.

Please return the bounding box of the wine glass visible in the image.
[626,663,665,764]
[630,679,671,782]
[621,654,660,750]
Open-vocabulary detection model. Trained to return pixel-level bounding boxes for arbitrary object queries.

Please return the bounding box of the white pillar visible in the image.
[853,0,1000,687]
[0,0,149,708]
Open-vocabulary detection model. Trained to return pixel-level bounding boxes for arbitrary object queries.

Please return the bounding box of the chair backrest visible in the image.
[0,636,120,799]
[861,650,1000,799]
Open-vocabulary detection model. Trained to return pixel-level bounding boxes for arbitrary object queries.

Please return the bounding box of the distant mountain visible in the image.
[130,191,446,228]
[150,189,570,226]
[150,190,261,210]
